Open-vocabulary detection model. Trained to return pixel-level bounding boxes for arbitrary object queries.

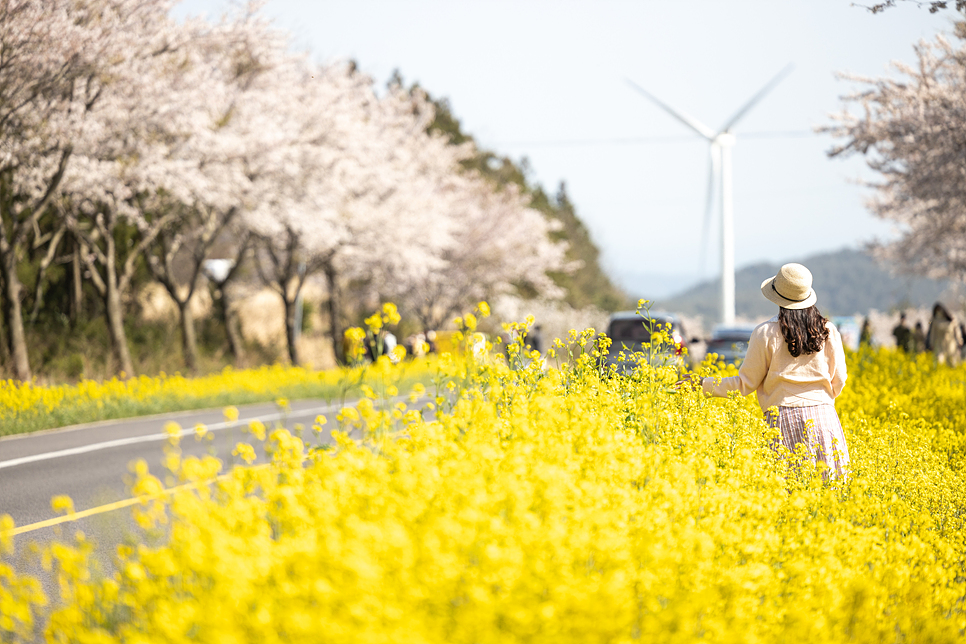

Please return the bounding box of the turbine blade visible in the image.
[698,143,720,276]
[625,78,716,140]
[719,63,794,133]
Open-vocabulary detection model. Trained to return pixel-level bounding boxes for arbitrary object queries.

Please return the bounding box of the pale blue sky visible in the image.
[174,1,952,298]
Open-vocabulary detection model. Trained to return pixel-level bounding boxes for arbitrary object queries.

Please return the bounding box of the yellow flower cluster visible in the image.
[345,302,409,366]
[2,330,966,642]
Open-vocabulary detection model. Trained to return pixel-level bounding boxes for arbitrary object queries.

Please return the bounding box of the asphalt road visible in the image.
[0,398,356,610]
[0,398,353,527]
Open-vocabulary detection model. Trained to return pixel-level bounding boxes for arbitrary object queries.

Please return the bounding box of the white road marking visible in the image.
[0,403,341,471]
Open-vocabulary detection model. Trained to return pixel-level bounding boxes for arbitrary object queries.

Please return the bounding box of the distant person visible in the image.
[892,312,913,353]
[679,263,850,479]
[913,322,926,354]
[406,332,428,358]
[383,330,398,362]
[363,335,375,362]
[525,324,543,353]
[926,303,963,367]
[363,329,396,362]
[859,317,873,347]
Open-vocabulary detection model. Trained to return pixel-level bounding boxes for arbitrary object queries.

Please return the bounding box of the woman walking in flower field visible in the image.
[693,263,850,478]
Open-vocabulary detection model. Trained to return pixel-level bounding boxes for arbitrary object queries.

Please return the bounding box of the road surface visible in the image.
[0,397,356,611]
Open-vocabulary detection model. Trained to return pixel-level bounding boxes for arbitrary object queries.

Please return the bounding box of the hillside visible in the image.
[654,248,958,320]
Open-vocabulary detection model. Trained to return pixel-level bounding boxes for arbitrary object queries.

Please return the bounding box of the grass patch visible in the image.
[0,358,438,438]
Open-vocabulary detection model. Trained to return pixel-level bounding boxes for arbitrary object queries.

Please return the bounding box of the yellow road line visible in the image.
[4,495,150,537]
[1,467,268,539]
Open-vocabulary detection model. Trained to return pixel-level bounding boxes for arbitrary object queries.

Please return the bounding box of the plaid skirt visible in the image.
[765,404,850,479]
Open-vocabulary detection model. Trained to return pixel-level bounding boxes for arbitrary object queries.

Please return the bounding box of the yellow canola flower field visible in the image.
[0,361,436,438]
[3,328,966,643]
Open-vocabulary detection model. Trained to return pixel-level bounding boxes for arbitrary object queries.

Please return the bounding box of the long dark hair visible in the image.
[778,306,830,358]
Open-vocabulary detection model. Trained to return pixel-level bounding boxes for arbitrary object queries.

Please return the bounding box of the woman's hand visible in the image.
[672,373,702,391]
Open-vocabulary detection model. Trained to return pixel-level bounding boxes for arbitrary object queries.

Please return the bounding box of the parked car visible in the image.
[599,311,690,373]
[704,324,757,365]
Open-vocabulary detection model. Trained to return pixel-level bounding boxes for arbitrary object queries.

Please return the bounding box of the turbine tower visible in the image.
[626,65,793,326]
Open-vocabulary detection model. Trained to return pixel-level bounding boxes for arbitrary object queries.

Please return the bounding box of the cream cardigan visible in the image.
[701,316,847,412]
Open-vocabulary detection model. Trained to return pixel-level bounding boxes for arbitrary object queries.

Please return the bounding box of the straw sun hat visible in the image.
[760,263,817,310]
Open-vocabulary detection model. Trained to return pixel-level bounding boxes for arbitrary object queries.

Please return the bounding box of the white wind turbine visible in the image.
[626,65,793,326]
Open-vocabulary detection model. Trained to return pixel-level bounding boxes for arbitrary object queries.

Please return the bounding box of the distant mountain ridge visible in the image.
[653,248,958,320]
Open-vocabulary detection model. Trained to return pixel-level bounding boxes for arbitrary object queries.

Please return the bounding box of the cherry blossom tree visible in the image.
[138,7,296,372]
[387,175,571,332]
[57,6,227,376]
[4,0,575,378]
[862,1,965,14]
[244,65,469,364]
[242,62,359,366]
[246,67,572,358]
[825,25,966,283]
[58,3,294,375]
[0,0,174,380]
[319,81,476,357]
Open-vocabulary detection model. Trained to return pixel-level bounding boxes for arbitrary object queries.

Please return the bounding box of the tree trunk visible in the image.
[71,240,83,324]
[177,299,199,374]
[226,306,244,366]
[1,255,30,381]
[28,225,66,325]
[0,272,7,364]
[324,263,343,364]
[284,295,300,366]
[214,285,245,365]
[104,245,134,377]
